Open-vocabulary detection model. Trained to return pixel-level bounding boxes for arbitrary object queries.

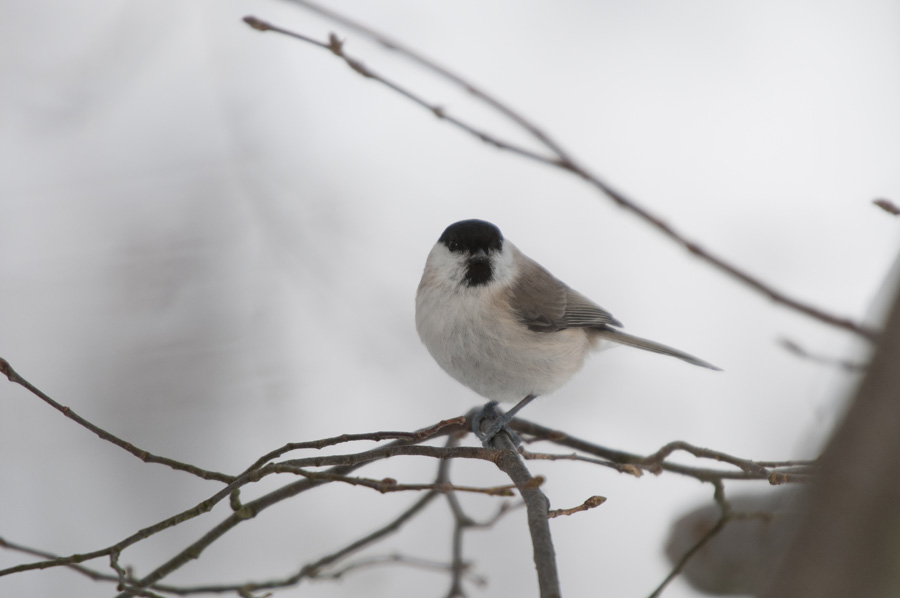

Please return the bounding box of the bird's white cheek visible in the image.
[490,244,518,287]
[421,245,469,288]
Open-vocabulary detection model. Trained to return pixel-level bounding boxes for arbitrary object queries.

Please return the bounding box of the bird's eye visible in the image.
[448,240,460,252]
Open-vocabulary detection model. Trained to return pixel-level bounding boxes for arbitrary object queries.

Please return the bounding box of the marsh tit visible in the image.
[415,219,719,444]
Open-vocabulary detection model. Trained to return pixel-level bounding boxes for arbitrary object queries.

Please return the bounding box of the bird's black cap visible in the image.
[438,219,503,254]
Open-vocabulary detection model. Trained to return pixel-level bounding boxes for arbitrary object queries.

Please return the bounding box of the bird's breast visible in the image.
[415,282,591,402]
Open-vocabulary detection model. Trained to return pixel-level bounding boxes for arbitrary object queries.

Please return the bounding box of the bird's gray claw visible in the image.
[472,401,522,447]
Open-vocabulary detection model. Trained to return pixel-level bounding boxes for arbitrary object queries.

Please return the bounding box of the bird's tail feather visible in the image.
[593,329,721,371]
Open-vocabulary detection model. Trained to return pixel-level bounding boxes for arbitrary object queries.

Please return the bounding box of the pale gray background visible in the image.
[2,1,899,597]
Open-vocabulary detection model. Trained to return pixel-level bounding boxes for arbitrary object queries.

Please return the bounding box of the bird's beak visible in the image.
[469,248,489,263]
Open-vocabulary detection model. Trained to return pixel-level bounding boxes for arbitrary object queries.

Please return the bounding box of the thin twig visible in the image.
[436,434,522,597]
[109,549,128,590]
[278,444,498,469]
[647,480,730,598]
[240,416,467,474]
[0,536,117,583]
[521,448,645,476]
[650,515,728,598]
[272,466,517,496]
[0,358,234,483]
[277,1,574,159]
[242,17,554,168]
[873,198,900,215]
[639,441,771,476]
[437,434,470,598]
[512,418,814,483]
[243,13,329,48]
[548,495,606,519]
[0,458,271,579]
[313,553,485,586]
[779,338,868,372]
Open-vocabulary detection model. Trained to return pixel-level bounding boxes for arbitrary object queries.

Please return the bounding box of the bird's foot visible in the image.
[472,401,522,447]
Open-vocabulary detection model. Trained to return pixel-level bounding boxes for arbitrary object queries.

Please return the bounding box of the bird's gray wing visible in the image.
[563,288,623,329]
[508,253,720,370]
[508,256,622,333]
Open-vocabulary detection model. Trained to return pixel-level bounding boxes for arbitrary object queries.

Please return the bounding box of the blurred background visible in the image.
[2,1,899,596]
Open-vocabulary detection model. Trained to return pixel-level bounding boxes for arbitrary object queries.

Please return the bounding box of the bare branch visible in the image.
[0,402,807,591]
[273,466,517,496]
[489,431,561,598]
[512,418,814,483]
[114,426,492,596]
[113,479,349,596]
[639,441,771,477]
[0,536,117,584]
[277,443,497,469]
[242,5,877,340]
[313,553,485,586]
[241,17,554,168]
[136,492,440,596]
[0,350,814,597]
[0,358,234,483]
[0,462,259,579]
[435,435,469,598]
[0,421,476,581]
[779,337,868,372]
[648,480,730,598]
[436,433,523,597]
[873,198,900,215]
[240,415,467,474]
[142,437,476,596]
[272,1,573,159]
[243,13,329,48]
[109,549,128,591]
[521,447,645,476]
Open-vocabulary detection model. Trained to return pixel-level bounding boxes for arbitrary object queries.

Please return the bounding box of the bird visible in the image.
[415,219,719,445]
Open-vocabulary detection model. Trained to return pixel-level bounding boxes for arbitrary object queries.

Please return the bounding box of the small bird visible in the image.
[415,219,719,445]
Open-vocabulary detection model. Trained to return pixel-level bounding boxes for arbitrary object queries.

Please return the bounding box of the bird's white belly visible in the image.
[416,284,591,402]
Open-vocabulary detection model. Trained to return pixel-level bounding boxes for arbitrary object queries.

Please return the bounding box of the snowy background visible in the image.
[2,1,899,597]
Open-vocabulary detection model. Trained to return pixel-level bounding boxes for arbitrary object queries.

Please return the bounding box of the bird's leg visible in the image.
[473,394,537,447]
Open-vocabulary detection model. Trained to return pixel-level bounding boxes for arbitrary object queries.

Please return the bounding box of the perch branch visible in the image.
[489,429,561,598]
